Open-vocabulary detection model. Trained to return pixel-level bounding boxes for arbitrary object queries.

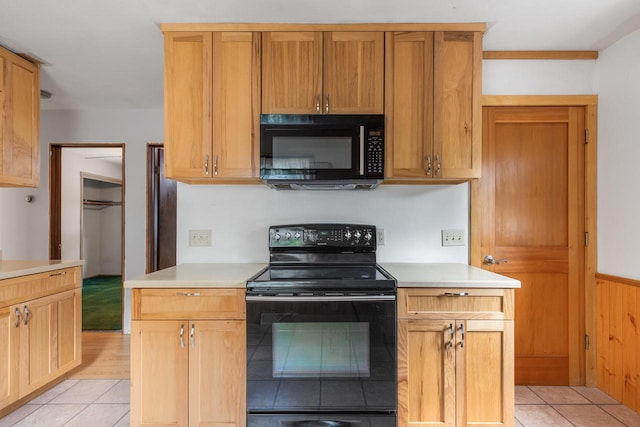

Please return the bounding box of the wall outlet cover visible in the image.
[189,229,212,247]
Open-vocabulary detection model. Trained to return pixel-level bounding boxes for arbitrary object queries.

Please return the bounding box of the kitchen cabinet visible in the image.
[0,267,82,414]
[163,31,260,182]
[131,288,246,427]
[385,31,482,181]
[0,45,40,187]
[262,31,384,114]
[397,288,514,427]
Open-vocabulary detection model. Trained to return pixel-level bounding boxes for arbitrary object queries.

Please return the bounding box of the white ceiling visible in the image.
[1,0,640,111]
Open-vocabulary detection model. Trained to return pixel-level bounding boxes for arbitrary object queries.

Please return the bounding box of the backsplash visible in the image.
[176,183,470,264]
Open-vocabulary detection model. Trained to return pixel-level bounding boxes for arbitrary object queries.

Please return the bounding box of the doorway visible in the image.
[471,96,598,386]
[49,143,125,331]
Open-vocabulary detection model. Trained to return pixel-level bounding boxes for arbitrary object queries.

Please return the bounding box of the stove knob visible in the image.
[294,232,301,239]
[274,233,281,241]
[285,232,292,240]
[345,230,352,240]
[365,231,372,241]
[354,230,362,239]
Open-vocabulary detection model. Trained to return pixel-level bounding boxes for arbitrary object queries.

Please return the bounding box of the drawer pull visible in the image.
[177,292,201,297]
[443,292,469,297]
[50,271,67,277]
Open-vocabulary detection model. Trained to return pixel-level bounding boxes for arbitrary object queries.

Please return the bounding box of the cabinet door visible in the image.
[212,32,260,179]
[262,32,322,114]
[0,53,40,187]
[56,289,81,375]
[0,306,19,410]
[164,32,213,179]
[131,320,189,427]
[398,319,455,427]
[385,32,434,178]
[459,320,514,427]
[189,320,246,427]
[324,32,384,114]
[433,32,481,179]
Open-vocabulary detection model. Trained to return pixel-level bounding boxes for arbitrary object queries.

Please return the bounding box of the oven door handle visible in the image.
[246,295,396,302]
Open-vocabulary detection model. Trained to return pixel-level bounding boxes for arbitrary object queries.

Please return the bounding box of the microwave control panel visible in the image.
[365,130,384,177]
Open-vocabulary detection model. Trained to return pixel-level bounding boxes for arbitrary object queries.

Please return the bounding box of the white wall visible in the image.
[596,29,640,280]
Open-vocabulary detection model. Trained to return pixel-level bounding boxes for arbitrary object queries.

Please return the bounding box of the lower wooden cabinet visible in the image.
[0,267,82,414]
[397,288,514,427]
[131,288,246,427]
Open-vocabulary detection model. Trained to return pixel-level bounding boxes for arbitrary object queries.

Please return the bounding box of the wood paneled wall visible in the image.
[597,273,640,411]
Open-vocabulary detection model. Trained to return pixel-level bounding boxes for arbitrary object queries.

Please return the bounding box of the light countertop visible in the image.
[379,262,520,288]
[124,263,267,289]
[0,260,84,280]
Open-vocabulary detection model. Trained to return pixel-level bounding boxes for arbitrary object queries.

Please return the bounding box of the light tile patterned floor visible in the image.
[3,382,640,426]
[515,386,640,427]
[0,380,129,427]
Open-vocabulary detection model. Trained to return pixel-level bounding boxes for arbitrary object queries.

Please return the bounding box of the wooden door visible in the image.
[131,320,189,427]
[262,31,322,114]
[212,32,259,178]
[1,55,40,187]
[0,56,4,177]
[0,306,19,410]
[398,319,455,427]
[434,32,481,179]
[324,32,384,114]
[164,32,212,179]
[189,320,245,427]
[385,32,434,179]
[474,106,586,385]
[461,320,514,427]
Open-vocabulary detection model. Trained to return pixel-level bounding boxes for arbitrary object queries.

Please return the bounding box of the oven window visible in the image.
[272,322,370,378]
[272,136,352,169]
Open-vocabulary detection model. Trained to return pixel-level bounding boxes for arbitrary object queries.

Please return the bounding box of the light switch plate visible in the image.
[442,229,465,246]
[189,229,212,247]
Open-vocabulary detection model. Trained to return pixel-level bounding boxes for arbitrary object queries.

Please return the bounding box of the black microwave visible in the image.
[259,114,385,190]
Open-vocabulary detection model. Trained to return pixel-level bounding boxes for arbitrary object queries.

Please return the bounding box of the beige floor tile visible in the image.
[29,380,79,404]
[49,379,120,404]
[113,411,130,427]
[64,404,130,427]
[516,386,545,404]
[529,385,591,404]
[601,404,640,426]
[11,404,87,427]
[514,416,524,427]
[94,380,130,404]
[572,386,620,404]
[0,404,41,427]
[553,404,626,427]
[515,404,573,427]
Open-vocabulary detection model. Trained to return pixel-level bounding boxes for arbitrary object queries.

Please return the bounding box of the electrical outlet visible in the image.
[189,229,212,247]
[442,229,465,246]
[376,229,385,245]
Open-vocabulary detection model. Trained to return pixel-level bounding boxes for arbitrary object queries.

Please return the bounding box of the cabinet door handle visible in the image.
[23,305,30,326]
[435,154,441,177]
[458,323,465,348]
[446,323,454,349]
[190,324,195,348]
[179,324,185,348]
[325,95,330,114]
[443,292,469,297]
[214,155,218,176]
[14,307,21,328]
[425,155,432,177]
[316,95,321,113]
[204,155,210,176]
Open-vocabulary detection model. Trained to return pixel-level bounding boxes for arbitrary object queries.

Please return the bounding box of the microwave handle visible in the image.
[359,125,365,176]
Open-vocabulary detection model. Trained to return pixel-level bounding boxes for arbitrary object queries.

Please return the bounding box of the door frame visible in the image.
[470,95,598,386]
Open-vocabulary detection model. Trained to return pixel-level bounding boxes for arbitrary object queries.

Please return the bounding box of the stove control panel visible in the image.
[269,224,377,249]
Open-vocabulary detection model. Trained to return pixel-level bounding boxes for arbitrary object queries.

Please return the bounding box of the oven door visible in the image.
[246,295,396,417]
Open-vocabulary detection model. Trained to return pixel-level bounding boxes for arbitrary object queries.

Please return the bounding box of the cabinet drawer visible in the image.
[132,288,245,320]
[398,288,513,320]
[0,267,80,308]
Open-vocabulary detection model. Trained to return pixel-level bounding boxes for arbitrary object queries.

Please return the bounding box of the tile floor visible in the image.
[0,380,129,427]
[3,381,640,426]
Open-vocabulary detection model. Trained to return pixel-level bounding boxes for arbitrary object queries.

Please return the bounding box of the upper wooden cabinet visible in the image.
[0,46,40,187]
[163,31,260,182]
[385,31,482,181]
[262,31,384,114]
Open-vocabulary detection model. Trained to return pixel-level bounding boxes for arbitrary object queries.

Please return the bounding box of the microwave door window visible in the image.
[272,136,352,170]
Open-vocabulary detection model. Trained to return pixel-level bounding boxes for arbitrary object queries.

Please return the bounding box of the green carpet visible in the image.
[82,275,122,331]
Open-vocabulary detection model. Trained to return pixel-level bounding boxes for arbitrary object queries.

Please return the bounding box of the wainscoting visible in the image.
[597,273,640,412]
